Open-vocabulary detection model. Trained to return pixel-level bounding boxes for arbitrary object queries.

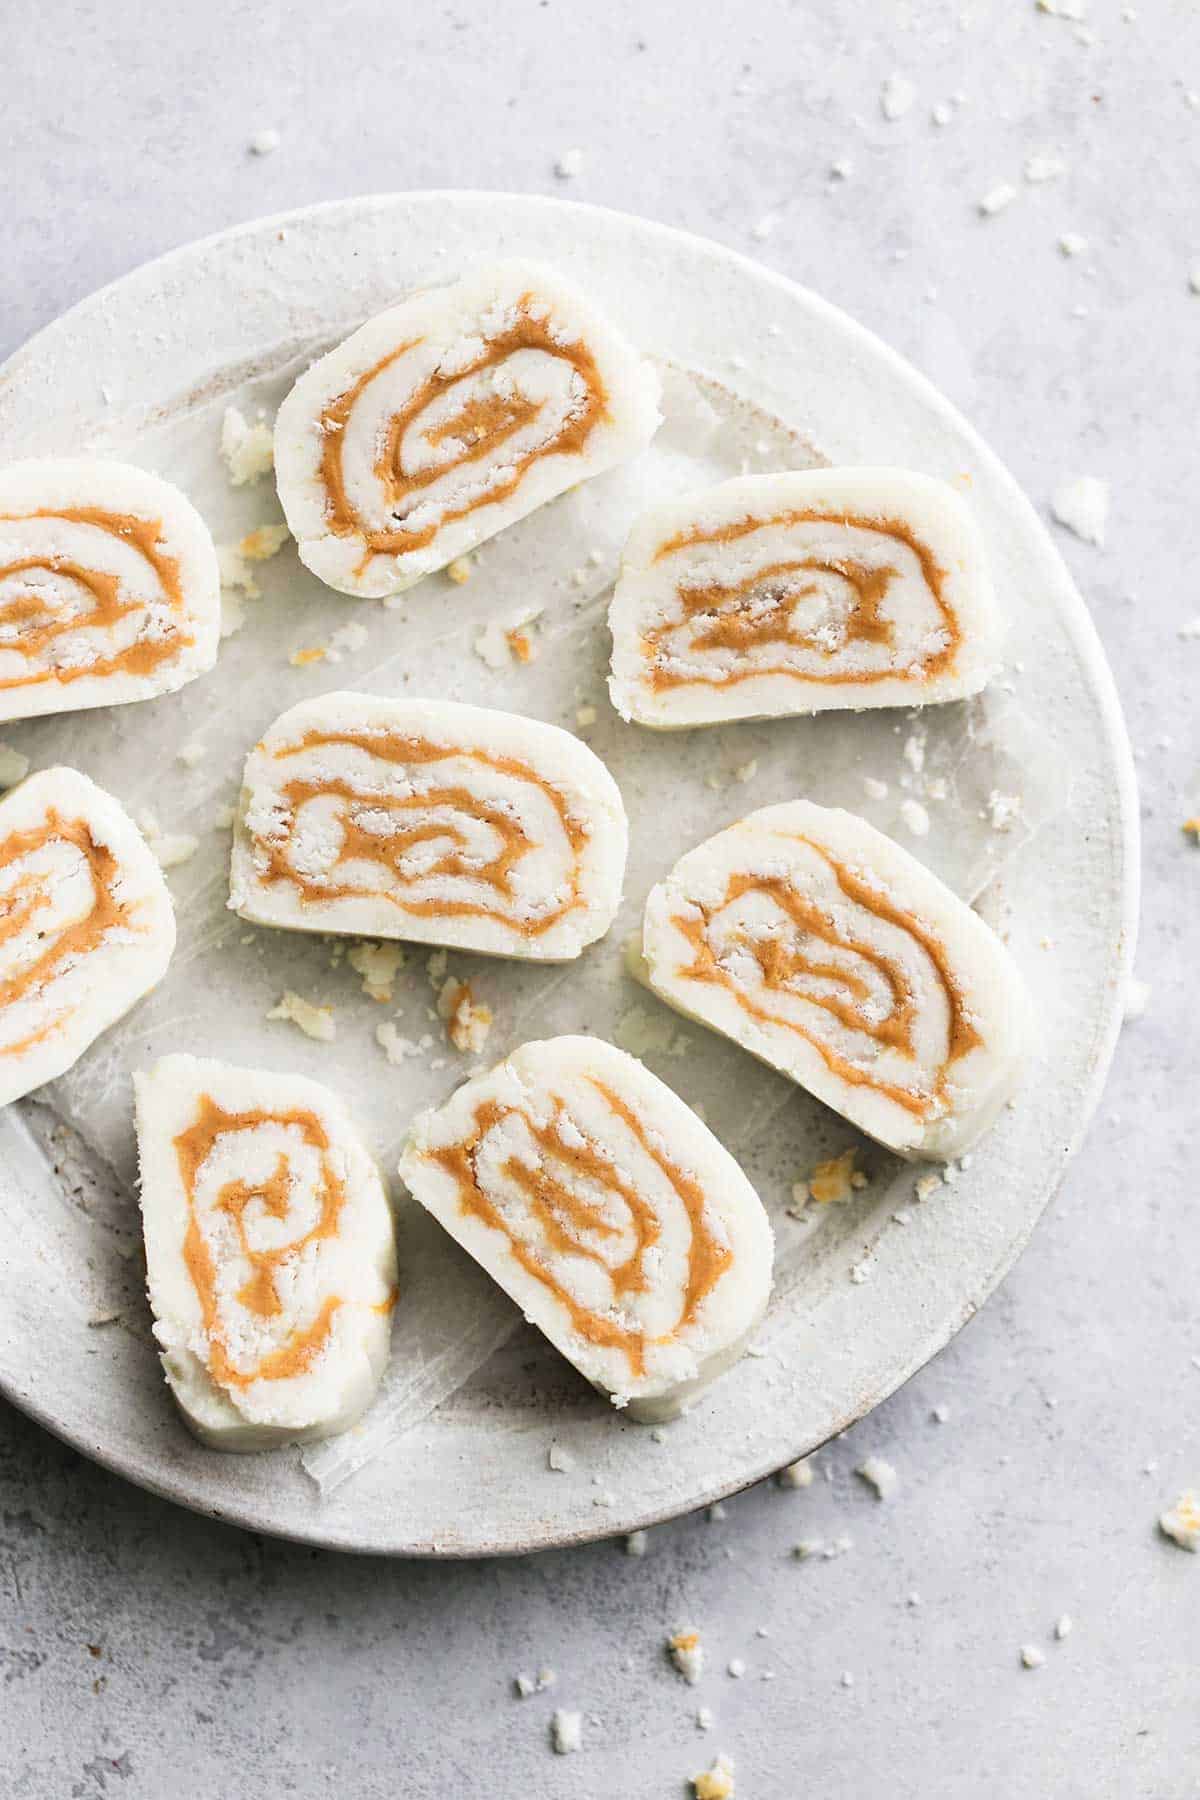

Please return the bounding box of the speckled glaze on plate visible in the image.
[0,193,1137,1557]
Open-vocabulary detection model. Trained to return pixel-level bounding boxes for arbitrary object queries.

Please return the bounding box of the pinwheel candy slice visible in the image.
[608,468,1001,728]
[399,1035,774,1422]
[135,1054,398,1450]
[229,693,628,961]
[0,766,175,1106]
[0,459,221,723]
[636,802,1031,1161]
[274,260,662,598]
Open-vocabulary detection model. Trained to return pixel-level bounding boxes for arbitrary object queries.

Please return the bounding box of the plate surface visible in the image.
[0,193,1137,1555]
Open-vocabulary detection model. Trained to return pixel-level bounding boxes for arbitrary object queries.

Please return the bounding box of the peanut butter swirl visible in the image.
[0,807,137,1058]
[429,1079,732,1377]
[251,727,591,935]
[172,1096,349,1390]
[644,510,957,692]
[673,836,980,1118]
[0,507,189,693]
[317,302,609,572]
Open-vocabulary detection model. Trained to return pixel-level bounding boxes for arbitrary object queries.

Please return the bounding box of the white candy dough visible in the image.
[134,1054,397,1450]
[0,766,175,1106]
[0,459,221,722]
[608,468,1001,728]
[229,693,628,960]
[635,802,1031,1160]
[399,1035,774,1422]
[274,260,662,598]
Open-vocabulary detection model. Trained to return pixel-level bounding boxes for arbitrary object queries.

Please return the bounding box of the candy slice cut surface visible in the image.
[636,801,1031,1160]
[399,1035,773,1423]
[229,693,629,961]
[0,458,221,722]
[274,259,662,599]
[608,468,1001,728]
[0,766,175,1106]
[135,1054,397,1450]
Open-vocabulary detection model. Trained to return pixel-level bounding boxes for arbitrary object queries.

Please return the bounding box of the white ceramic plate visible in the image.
[0,194,1137,1555]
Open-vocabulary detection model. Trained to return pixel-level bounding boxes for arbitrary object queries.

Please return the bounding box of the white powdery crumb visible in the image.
[899,798,930,837]
[324,621,369,663]
[268,991,335,1042]
[219,406,274,485]
[849,1260,873,1285]
[217,524,290,615]
[1058,232,1089,257]
[856,1456,900,1500]
[375,1022,431,1065]
[1190,266,1200,296]
[669,1630,705,1684]
[347,941,405,1003]
[1055,1614,1074,1640]
[931,99,956,126]
[734,759,758,784]
[176,740,206,769]
[554,147,586,179]
[547,1442,575,1473]
[1159,1490,1200,1550]
[550,1709,582,1755]
[862,775,889,800]
[979,182,1019,217]
[474,606,543,669]
[932,1404,951,1424]
[1123,977,1151,1021]
[692,1752,736,1800]
[249,127,280,155]
[1020,1645,1046,1670]
[696,1706,714,1732]
[445,556,472,586]
[437,977,493,1055]
[751,214,778,242]
[829,155,854,180]
[1024,151,1067,182]
[902,729,926,775]
[1037,0,1087,17]
[880,73,916,120]
[136,810,199,870]
[840,1671,855,1689]
[779,1458,814,1489]
[726,1658,745,1678]
[892,1208,913,1226]
[1178,617,1200,639]
[986,791,1023,832]
[1052,475,1109,546]
[793,1533,852,1562]
[592,1490,615,1508]
[708,1502,727,1523]
[0,745,30,788]
[915,1172,943,1202]
[625,1530,649,1557]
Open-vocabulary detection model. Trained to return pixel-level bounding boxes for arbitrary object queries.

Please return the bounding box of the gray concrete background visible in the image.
[1,2,1197,1795]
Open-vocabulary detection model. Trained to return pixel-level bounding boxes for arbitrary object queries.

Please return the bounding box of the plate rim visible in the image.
[0,189,1140,1556]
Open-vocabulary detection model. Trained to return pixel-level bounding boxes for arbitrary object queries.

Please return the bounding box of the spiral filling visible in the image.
[0,807,138,1058]
[643,510,958,692]
[172,1095,351,1391]
[318,302,609,575]
[245,726,592,936]
[429,1079,733,1376]
[0,507,189,694]
[670,837,979,1119]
